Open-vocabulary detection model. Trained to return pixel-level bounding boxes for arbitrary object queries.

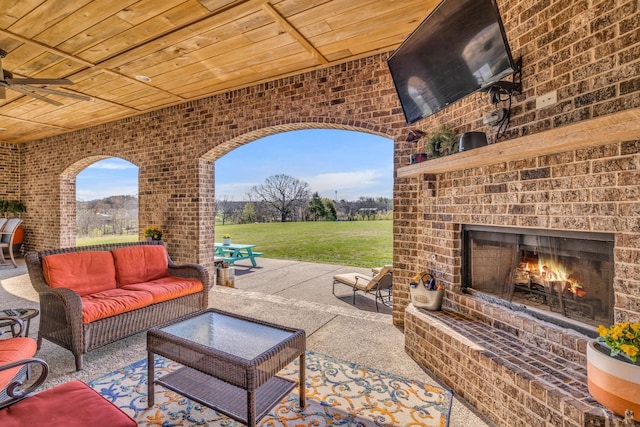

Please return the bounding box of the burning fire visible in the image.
[518,257,586,298]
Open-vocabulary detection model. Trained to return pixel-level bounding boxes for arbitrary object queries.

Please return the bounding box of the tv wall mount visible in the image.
[484,57,522,138]
[487,57,522,104]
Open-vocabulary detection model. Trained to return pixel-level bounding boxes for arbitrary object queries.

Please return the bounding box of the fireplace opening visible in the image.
[462,225,614,328]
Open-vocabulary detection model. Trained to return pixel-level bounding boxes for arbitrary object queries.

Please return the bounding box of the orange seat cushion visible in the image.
[122,277,204,304]
[81,288,153,323]
[112,245,169,286]
[42,251,116,296]
[0,337,37,391]
[0,380,137,427]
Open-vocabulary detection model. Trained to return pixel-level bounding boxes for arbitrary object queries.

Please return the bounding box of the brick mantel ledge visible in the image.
[397,108,640,177]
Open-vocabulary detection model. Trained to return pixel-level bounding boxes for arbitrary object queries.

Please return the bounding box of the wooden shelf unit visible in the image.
[397,108,640,178]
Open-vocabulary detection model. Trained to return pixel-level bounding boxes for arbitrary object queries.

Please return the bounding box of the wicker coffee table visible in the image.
[147,308,306,426]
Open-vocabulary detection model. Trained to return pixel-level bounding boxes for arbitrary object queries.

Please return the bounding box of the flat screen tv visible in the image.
[388,0,515,125]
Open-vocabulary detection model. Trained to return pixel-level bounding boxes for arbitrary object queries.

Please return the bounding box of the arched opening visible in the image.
[73,157,139,245]
[211,128,394,311]
[215,129,392,207]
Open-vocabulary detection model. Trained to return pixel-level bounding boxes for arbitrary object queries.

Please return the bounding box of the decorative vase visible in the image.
[222,238,231,246]
[587,340,640,420]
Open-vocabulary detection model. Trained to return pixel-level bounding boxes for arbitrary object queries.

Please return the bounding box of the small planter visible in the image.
[587,340,640,420]
[222,238,231,246]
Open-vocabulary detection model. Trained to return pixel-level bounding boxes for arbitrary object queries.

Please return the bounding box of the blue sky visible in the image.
[76,129,393,201]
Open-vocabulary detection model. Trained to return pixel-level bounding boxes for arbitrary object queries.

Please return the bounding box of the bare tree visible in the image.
[215,195,237,225]
[250,174,310,222]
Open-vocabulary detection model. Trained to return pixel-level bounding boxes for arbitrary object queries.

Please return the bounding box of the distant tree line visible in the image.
[77,195,138,237]
[216,174,392,224]
[77,174,392,236]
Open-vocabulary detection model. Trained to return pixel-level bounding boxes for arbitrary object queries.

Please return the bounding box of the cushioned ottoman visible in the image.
[0,380,136,427]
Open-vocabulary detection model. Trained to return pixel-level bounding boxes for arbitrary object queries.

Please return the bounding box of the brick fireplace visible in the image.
[398,111,640,426]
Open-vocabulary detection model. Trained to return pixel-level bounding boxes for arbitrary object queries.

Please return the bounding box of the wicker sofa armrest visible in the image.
[0,358,49,409]
[0,317,24,338]
[168,263,210,290]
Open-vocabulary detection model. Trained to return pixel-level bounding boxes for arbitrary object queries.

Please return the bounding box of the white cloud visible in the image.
[304,170,390,200]
[215,182,260,201]
[88,161,136,170]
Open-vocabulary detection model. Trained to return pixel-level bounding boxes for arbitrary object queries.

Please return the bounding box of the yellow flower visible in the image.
[596,325,609,337]
[596,321,640,364]
[620,345,639,358]
[144,225,163,237]
[610,328,623,341]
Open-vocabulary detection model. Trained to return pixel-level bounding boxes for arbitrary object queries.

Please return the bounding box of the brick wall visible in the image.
[392,0,640,325]
[11,0,640,309]
[18,56,401,278]
[0,142,20,201]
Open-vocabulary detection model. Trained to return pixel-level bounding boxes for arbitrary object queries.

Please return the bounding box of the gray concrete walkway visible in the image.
[0,257,490,426]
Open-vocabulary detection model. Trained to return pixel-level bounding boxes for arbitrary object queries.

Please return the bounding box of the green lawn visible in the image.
[217,220,392,268]
[76,234,138,246]
[77,220,392,268]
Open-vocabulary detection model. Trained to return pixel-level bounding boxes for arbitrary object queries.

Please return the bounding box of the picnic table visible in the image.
[214,243,263,267]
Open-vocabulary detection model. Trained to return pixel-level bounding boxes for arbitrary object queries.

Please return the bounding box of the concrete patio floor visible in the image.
[1,256,491,426]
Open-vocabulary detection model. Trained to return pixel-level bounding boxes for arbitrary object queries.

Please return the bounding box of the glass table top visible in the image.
[159,311,294,360]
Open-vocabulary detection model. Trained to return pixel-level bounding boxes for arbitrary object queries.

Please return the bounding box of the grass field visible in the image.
[76,234,138,246]
[77,220,392,268]
[217,220,392,268]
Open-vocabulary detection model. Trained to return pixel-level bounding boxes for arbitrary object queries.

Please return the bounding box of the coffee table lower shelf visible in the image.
[156,365,297,425]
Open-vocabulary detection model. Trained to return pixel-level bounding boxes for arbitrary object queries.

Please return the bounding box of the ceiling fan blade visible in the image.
[9,86,63,106]
[6,77,72,85]
[0,55,5,99]
[14,85,92,101]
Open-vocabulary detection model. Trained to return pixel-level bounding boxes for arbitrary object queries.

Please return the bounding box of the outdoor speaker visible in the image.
[459,132,488,152]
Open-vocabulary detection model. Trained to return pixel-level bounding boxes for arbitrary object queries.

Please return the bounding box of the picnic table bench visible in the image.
[214,243,263,267]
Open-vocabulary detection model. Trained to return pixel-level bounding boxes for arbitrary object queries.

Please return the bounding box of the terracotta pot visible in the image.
[587,340,640,420]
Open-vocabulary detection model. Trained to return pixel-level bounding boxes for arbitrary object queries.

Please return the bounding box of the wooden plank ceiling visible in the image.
[0,0,439,144]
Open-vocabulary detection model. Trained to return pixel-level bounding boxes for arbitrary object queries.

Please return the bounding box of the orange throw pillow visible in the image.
[112,245,169,286]
[42,251,117,296]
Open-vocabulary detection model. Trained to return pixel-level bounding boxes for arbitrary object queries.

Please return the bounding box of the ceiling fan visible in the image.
[0,48,91,106]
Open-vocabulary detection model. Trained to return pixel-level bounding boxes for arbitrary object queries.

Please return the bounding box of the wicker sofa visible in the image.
[25,241,210,371]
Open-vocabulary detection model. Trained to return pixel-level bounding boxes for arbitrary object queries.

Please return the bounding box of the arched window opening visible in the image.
[75,158,139,245]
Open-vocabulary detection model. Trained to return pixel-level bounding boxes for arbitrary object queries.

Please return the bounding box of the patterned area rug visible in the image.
[88,351,452,426]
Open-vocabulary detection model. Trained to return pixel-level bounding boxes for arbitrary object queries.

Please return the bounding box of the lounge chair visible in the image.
[371,264,393,275]
[332,265,393,312]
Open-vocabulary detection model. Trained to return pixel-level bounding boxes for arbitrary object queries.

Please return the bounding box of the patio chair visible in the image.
[332,265,393,312]
[0,218,22,267]
[0,317,37,405]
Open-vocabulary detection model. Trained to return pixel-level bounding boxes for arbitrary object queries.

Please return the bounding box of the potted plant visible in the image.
[222,234,231,246]
[424,127,458,158]
[143,226,163,241]
[587,322,640,420]
[0,199,26,218]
